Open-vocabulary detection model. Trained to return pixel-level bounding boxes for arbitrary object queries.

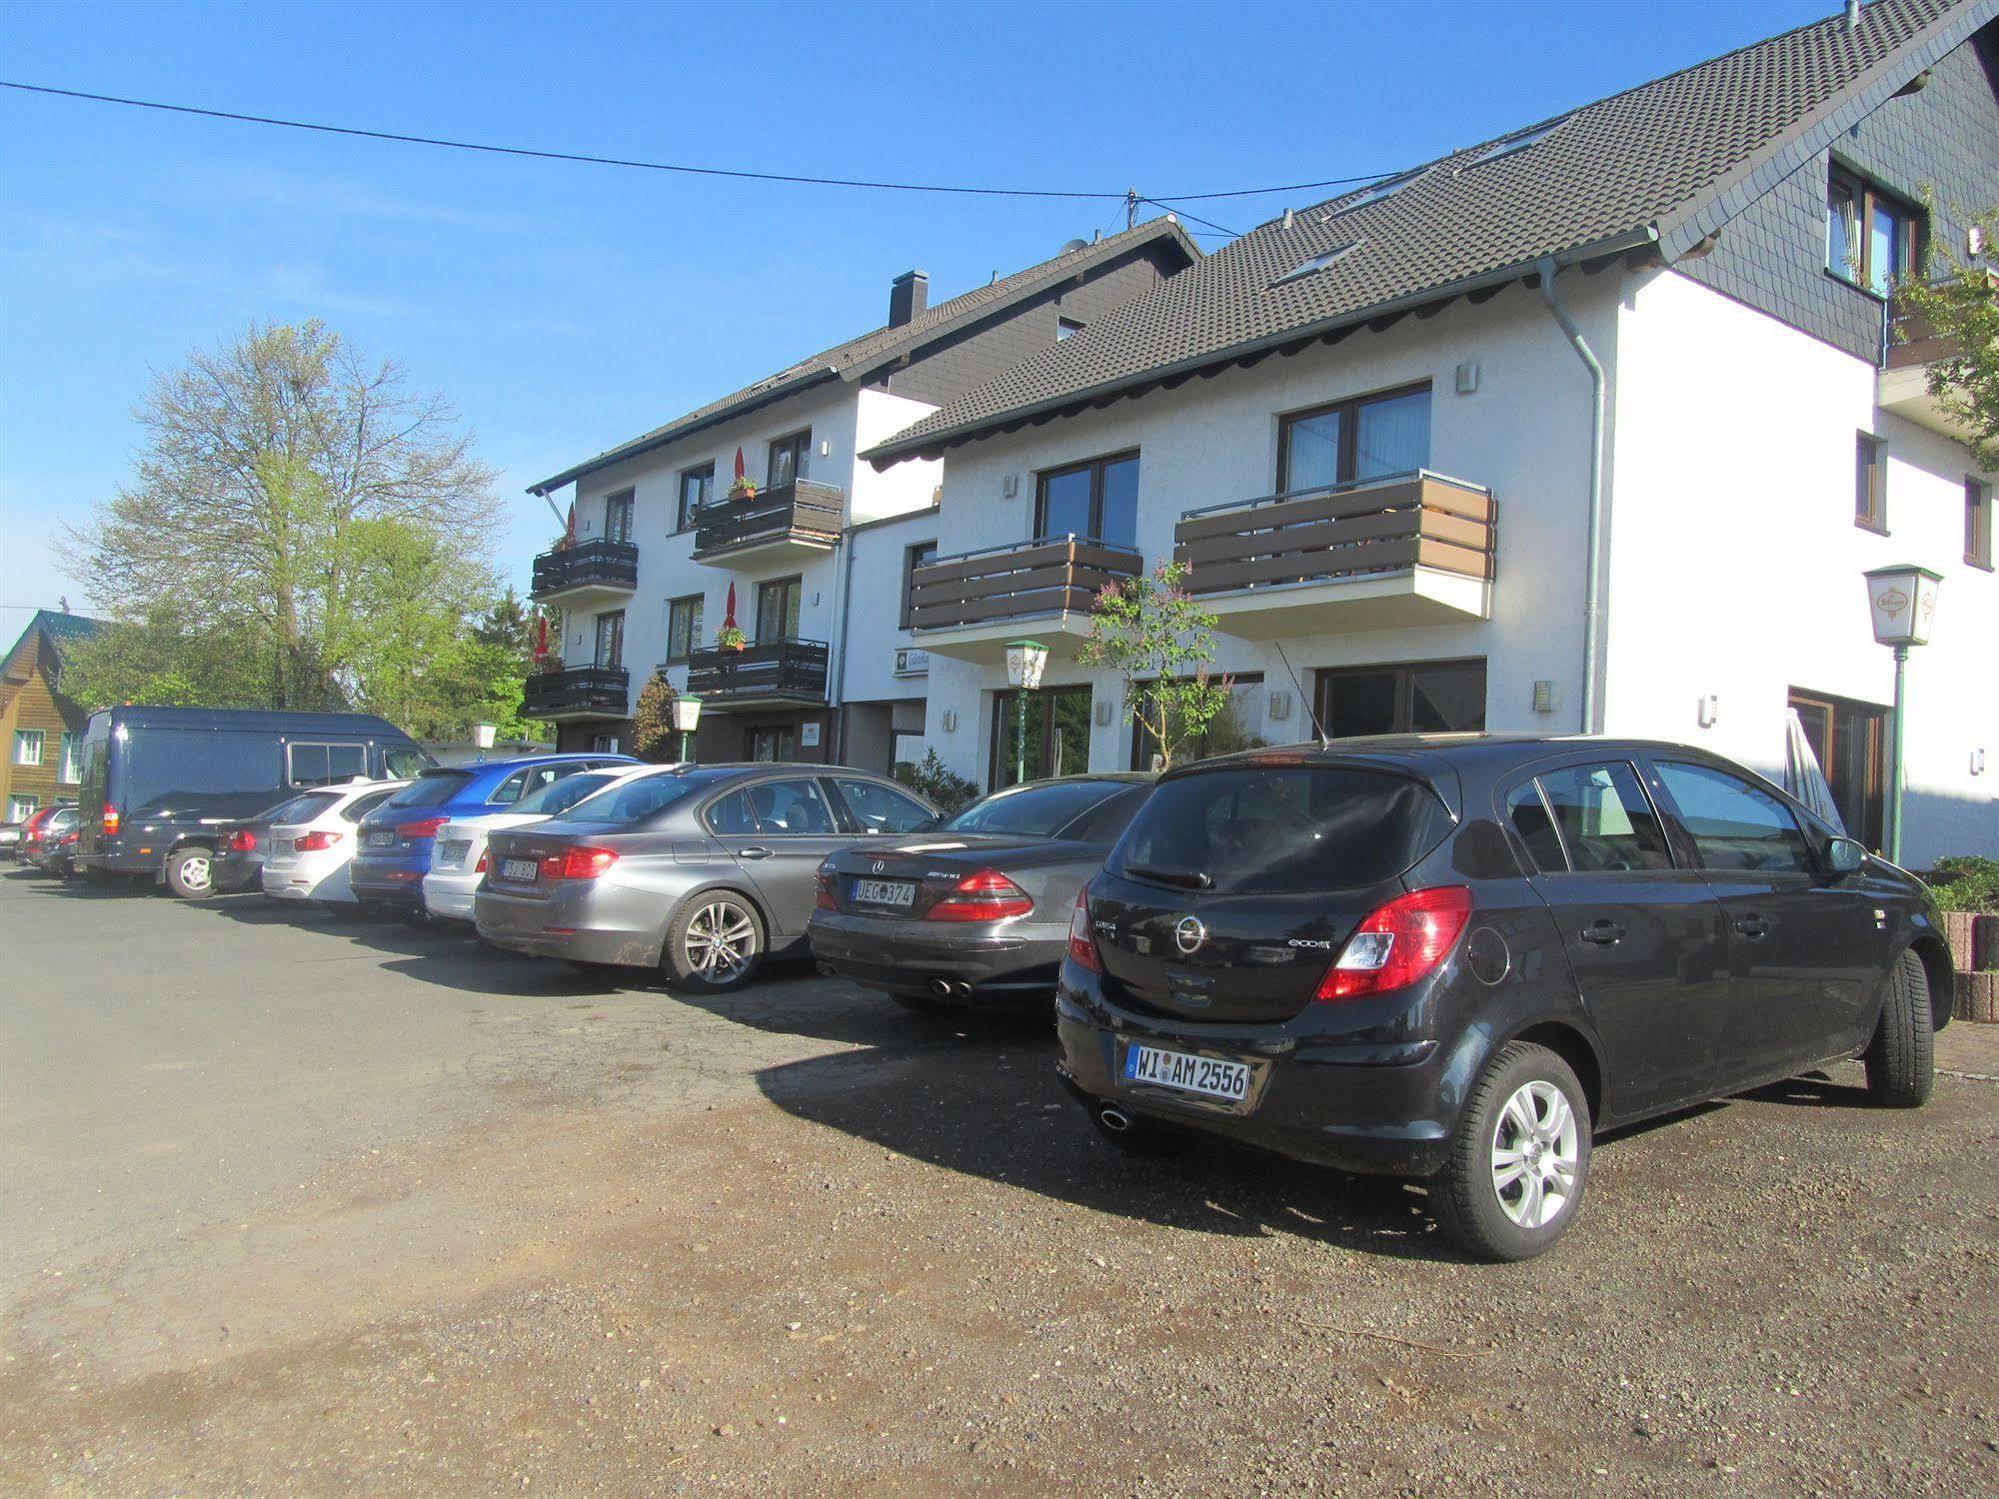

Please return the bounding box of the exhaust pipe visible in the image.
[929,978,955,999]
[928,978,975,1000]
[1097,1105,1133,1133]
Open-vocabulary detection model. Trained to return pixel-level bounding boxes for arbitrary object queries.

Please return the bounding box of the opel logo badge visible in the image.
[1174,916,1207,954]
[871,859,886,874]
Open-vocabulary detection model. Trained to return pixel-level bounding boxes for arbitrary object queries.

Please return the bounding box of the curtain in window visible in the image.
[1353,389,1431,479]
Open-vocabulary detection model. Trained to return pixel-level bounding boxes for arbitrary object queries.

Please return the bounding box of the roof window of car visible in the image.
[1333,169,1423,216]
[1467,116,1568,166]
[1271,241,1361,287]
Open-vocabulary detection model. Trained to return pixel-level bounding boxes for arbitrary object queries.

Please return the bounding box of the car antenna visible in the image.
[1273,641,1329,749]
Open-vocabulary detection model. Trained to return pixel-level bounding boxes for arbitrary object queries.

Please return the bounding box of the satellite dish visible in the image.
[1060,237,1090,255]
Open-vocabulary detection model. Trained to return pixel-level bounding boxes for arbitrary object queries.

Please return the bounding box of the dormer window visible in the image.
[1057,316,1085,341]
[1272,242,1360,286]
[1827,166,1921,296]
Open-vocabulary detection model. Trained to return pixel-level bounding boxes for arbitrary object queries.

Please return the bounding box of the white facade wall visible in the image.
[1609,270,1997,865]
[916,278,1621,785]
[840,509,940,706]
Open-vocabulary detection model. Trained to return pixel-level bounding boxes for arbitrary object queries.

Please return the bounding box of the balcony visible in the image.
[684,637,830,710]
[1172,470,1495,638]
[521,664,630,722]
[691,480,844,566]
[529,538,639,611]
[907,534,1143,662]
[1878,273,1994,442]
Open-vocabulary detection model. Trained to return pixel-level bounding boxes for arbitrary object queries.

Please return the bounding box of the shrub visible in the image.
[892,748,978,815]
[1918,854,1999,913]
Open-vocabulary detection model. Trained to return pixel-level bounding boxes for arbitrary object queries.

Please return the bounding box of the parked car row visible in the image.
[27,714,1955,1262]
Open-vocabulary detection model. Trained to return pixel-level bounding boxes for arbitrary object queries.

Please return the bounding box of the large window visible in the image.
[58,731,80,784]
[1856,432,1887,533]
[676,465,713,530]
[594,610,625,669]
[990,685,1092,790]
[1128,676,1267,771]
[1034,451,1138,547]
[767,429,811,488]
[756,576,802,642]
[286,741,368,787]
[13,729,44,766]
[1655,761,1814,876]
[1827,167,1920,295]
[1968,479,1994,571]
[8,795,39,822]
[667,594,705,663]
[1277,383,1432,493]
[900,540,937,628]
[1315,658,1485,740]
[603,489,635,545]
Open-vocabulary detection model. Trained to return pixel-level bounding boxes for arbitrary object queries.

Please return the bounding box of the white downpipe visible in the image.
[1536,256,1606,736]
[827,534,856,760]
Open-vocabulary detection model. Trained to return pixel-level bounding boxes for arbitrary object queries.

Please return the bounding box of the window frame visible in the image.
[1500,758,1679,877]
[675,465,714,531]
[767,429,812,489]
[285,740,368,788]
[13,728,45,767]
[58,730,81,784]
[988,684,1094,791]
[1275,380,1432,493]
[9,795,41,822]
[1855,431,1888,534]
[1056,316,1085,341]
[603,489,635,545]
[900,540,938,629]
[1032,449,1140,545]
[1825,165,1922,296]
[666,593,705,664]
[594,609,626,669]
[755,576,803,643]
[1313,656,1487,740]
[1967,477,1994,571]
[1126,673,1265,771]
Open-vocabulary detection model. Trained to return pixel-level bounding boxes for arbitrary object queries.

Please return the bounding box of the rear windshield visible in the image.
[945,781,1131,838]
[514,770,620,818]
[269,791,341,825]
[558,771,717,827]
[1109,764,1451,894]
[379,769,472,810]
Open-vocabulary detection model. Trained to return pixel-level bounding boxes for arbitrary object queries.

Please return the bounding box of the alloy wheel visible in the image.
[1489,1079,1580,1229]
[177,854,212,892]
[683,900,757,984]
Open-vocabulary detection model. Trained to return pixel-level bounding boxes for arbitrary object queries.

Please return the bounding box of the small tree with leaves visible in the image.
[1080,559,1232,772]
[630,668,680,762]
[1895,206,1999,471]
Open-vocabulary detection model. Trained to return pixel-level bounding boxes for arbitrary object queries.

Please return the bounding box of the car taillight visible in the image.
[1315,886,1473,1002]
[474,851,488,874]
[227,829,257,852]
[396,816,448,840]
[539,845,618,880]
[815,871,837,910]
[1067,890,1103,973]
[925,868,1033,922]
[102,803,120,836]
[295,830,343,852]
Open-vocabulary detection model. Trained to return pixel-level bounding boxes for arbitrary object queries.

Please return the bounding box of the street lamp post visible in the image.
[472,722,497,763]
[1862,564,1942,865]
[1004,640,1050,788]
[671,693,704,765]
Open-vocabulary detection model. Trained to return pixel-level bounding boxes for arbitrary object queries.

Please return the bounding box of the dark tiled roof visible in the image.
[1,609,101,681]
[867,0,1995,462]
[528,217,1200,494]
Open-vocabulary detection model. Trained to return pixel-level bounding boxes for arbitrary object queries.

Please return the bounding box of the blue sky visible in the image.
[1,0,1835,631]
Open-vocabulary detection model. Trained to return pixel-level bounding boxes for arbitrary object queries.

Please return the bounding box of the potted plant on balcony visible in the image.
[715,624,748,653]
[726,446,757,502]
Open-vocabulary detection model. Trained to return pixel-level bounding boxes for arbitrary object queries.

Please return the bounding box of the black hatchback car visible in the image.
[1057,736,1952,1261]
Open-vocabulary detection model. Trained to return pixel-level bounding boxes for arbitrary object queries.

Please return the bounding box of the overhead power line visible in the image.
[0,79,1405,218]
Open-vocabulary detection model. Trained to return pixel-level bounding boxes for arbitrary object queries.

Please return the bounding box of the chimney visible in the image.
[889,270,929,327]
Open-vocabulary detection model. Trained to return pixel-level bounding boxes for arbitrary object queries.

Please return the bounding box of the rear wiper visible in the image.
[1125,863,1213,890]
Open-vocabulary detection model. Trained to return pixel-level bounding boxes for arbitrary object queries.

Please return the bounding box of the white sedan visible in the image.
[423,764,663,922]
[261,779,408,906]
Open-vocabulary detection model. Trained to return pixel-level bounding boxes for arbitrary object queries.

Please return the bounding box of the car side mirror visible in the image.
[1826,837,1867,876]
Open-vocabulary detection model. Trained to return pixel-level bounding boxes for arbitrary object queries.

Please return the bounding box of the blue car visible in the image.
[349,753,636,915]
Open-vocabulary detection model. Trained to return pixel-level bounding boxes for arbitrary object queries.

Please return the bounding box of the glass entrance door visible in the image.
[990,686,1092,789]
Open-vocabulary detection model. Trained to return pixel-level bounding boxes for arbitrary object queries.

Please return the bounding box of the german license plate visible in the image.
[852,878,915,907]
[1123,1045,1252,1102]
[437,840,470,867]
[367,829,395,847]
[502,857,539,883]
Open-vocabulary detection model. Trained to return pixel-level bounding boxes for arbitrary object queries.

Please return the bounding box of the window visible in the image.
[1128,676,1267,770]
[1855,432,1887,532]
[900,541,937,628]
[1968,479,1994,570]
[1278,383,1431,493]
[676,465,714,530]
[947,779,1132,837]
[1507,762,1673,874]
[513,769,620,819]
[1470,117,1567,165]
[286,741,368,786]
[767,429,811,488]
[1656,761,1814,875]
[1056,316,1085,340]
[747,725,795,762]
[756,577,802,642]
[58,731,80,784]
[341,788,397,823]
[829,776,933,834]
[589,733,622,754]
[493,764,572,804]
[667,594,705,663]
[1315,658,1485,739]
[1034,451,1138,547]
[13,729,44,766]
[594,610,625,668]
[1272,242,1360,285]
[604,489,635,545]
[1334,168,1423,216]
[8,795,39,823]
[990,685,1092,790]
[1826,167,1920,295]
[384,746,431,779]
[889,729,932,775]
[740,777,836,834]
[381,770,474,809]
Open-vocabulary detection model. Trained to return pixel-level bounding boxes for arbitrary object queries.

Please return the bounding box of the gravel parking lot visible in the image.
[4,866,1998,1495]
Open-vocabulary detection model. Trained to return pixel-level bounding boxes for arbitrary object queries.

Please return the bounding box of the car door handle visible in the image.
[737,846,774,860]
[1580,921,1627,946]
[1733,915,1770,939]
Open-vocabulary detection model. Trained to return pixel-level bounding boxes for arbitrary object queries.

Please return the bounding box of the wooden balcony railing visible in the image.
[684,637,830,703]
[691,480,844,559]
[1172,471,1494,595]
[521,664,630,719]
[529,538,639,600]
[907,535,1143,632]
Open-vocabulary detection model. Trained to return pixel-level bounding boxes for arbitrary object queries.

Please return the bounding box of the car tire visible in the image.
[1430,1041,1591,1262]
[662,892,765,993]
[164,845,216,900]
[1864,948,1934,1109]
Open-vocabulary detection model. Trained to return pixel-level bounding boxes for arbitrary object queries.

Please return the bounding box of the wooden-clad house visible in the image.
[0,609,102,823]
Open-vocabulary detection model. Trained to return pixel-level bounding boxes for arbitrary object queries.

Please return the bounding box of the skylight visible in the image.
[1334,168,1423,216]
[1469,116,1569,166]
[1271,241,1361,286]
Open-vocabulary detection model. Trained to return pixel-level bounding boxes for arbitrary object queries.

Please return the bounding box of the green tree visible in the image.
[58,605,273,711]
[1898,208,1999,470]
[630,668,680,762]
[1079,560,1233,771]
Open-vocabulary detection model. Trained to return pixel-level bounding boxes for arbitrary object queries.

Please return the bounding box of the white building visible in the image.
[860,0,1999,866]
[522,220,1197,769]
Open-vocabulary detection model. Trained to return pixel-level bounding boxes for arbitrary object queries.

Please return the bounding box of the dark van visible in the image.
[75,706,432,898]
